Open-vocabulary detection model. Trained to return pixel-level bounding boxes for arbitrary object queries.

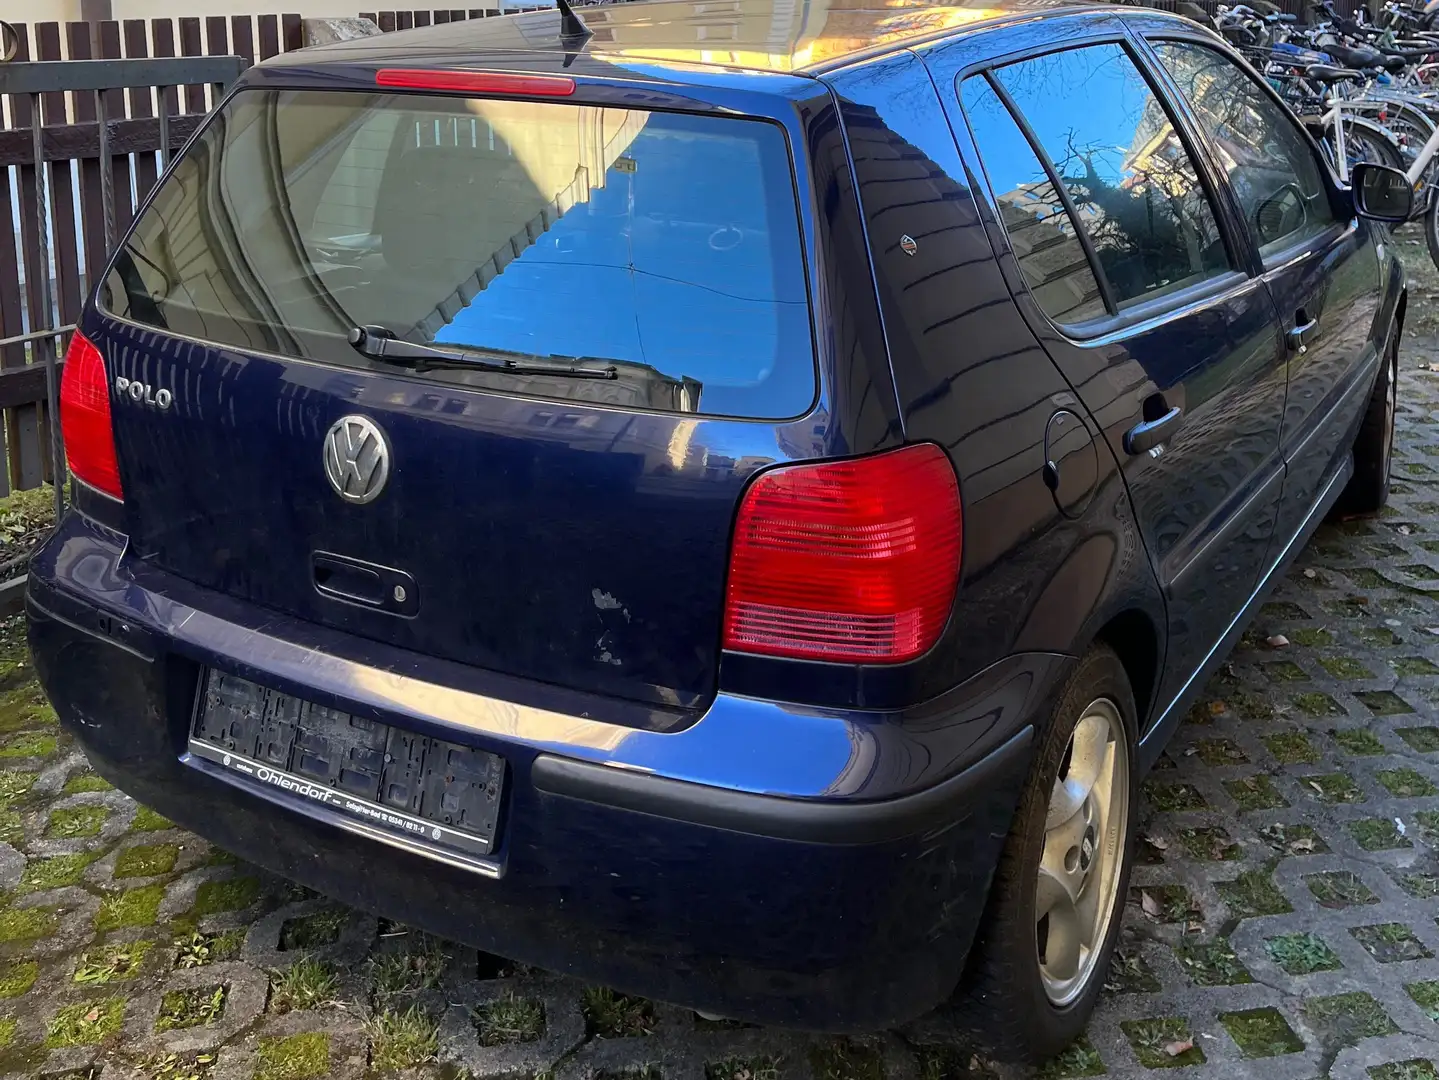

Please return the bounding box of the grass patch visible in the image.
[1175,939,1251,986]
[0,959,36,998]
[0,770,36,804]
[62,771,111,794]
[1307,870,1380,908]
[1357,690,1416,716]
[1397,726,1439,752]
[1393,656,1439,676]
[1290,627,1335,646]
[0,731,56,759]
[1264,731,1319,764]
[810,1038,885,1080]
[1220,1007,1304,1057]
[1333,727,1387,754]
[707,1058,780,1080]
[1225,775,1288,810]
[1294,692,1344,717]
[175,928,246,968]
[192,875,260,916]
[371,930,448,999]
[156,984,227,1031]
[1104,948,1160,993]
[1258,822,1328,854]
[1350,818,1412,851]
[45,804,107,839]
[95,883,165,930]
[1216,868,1292,917]
[1262,601,1309,620]
[75,939,152,984]
[278,909,348,951]
[1177,826,1241,861]
[583,986,657,1038]
[256,1032,330,1080]
[1120,1017,1205,1068]
[20,851,95,892]
[46,996,125,1047]
[1378,767,1439,798]
[1264,660,1309,682]
[1300,772,1365,803]
[1370,1061,1439,1080]
[1037,1038,1105,1079]
[1267,931,1342,975]
[114,843,180,879]
[1406,980,1439,1021]
[1392,871,1439,899]
[1321,657,1374,680]
[474,992,546,1046]
[269,956,340,1013]
[0,905,57,941]
[1133,885,1196,923]
[1142,781,1206,811]
[131,805,173,831]
[1304,992,1398,1046]
[1193,738,1247,765]
[1350,923,1433,963]
[367,1005,439,1071]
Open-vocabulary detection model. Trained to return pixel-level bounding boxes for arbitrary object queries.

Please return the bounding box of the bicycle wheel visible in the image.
[1426,189,1439,270]
[1341,116,1407,174]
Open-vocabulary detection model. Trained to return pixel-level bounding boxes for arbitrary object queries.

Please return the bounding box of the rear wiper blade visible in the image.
[348,325,617,380]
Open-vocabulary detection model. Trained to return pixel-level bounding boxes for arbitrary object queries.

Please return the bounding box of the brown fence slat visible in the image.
[67,21,109,310]
[124,19,159,204]
[378,11,398,31]
[398,11,414,28]
[281,13,303,52]
[8,24,47,491]
[435,10,452,22]
[178,18,205,112]
[257,14,281,58]
[205,16,229,58]
[359,11,378,22]
[0,115,207,168]
[36,23,81,369]
[414,11,433,26]
[231,16,256,67]
[98,20,135,237]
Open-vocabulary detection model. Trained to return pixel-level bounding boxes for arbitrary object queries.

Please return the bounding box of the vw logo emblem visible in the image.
[323,415,391,504]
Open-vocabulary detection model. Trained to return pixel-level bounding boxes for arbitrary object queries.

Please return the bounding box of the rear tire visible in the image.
[1335,328,1399,517]
[958,645,1139,1063]
[1341,117,1406,176]
[1426,192,1439,272]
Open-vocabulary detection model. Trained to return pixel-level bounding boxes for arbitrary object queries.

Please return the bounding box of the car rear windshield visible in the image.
[101,88,817,419]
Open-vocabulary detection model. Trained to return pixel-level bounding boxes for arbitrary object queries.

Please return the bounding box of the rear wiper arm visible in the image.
[348,325,617,380]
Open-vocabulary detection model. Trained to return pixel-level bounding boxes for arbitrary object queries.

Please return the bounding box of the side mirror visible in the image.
[1352,162,1414,223]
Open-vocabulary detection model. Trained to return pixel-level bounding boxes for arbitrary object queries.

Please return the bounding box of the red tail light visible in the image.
[59,331,123,500]
[723,444,962,664]
[376,69,576,96]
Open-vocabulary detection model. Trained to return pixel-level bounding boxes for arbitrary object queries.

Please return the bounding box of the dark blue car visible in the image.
[30,0,1410,1055]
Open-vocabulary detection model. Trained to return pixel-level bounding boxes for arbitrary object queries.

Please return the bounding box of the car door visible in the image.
[938,31,1290,719]
[1147,35,1385,545]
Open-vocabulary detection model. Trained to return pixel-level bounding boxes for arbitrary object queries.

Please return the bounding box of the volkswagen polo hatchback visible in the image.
[30,0,1409,1055]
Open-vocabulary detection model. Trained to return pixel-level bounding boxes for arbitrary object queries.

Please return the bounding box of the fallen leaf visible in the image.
[1209,701,1226,716]
[1310,780,1324,793]
[1141,890,1161,917]
[1164,1040,1194,1057]
[1427,362,1439,372]
[1400,526,1412,535]
[1267,634,1290,648]
[1396,817,1407,836]
[1292,838,1315,852]
[1144,834,1170,850]
[84,1008,99,1023]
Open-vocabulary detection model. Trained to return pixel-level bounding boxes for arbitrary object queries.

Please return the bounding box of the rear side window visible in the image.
[960,77,1106,325]
[102,89,816,419]
[966,43,1231,315]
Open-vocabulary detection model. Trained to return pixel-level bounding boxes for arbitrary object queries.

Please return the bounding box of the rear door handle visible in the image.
[1125,405,1183,455]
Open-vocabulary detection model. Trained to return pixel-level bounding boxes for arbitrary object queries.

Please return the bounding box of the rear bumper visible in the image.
[28,512,1060,1030]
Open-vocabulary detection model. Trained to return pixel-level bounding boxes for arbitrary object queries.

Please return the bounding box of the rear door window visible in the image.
[102,89,817,419]
[969,43,1232,313]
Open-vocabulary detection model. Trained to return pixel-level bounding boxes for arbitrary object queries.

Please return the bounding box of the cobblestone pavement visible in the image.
[3,248,1439,1080]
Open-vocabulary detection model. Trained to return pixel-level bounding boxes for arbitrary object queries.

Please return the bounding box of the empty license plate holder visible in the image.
[188,669,505,860]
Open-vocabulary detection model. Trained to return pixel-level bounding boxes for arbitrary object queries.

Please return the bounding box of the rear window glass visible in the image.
[101,88,817,419]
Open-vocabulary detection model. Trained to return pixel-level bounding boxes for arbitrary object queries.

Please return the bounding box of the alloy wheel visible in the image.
[1035,698,1130,1007]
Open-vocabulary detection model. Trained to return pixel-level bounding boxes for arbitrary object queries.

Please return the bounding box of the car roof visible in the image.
[267,0,1127,77]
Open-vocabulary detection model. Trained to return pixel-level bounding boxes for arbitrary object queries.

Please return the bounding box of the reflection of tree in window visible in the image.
[992,44,1229,307]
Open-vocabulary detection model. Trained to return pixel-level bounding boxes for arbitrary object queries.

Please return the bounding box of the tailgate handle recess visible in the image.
[312,551,420,616]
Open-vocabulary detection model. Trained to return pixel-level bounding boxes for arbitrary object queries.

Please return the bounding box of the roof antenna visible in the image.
[555,0,593,43]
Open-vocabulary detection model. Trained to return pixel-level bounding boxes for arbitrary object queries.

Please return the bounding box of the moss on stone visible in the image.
[192,876,260,916]
[45,996,125,1047]
[1120,1017,1205,1068]
[1332,727,1387,755]
[0,732,56,759]
[1224,775,1289,811]
[61,771,112,794]
[0,906,57,942]
[1267,932,1342,975]
[255,1031,330,1080]
[0,960,37,998]
[1220,1008,1304,1058]
[114,843,180,879]
[130,805,173,832]
[19,852,95,892]
[44,804,107,839]
[94,884,165,931]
